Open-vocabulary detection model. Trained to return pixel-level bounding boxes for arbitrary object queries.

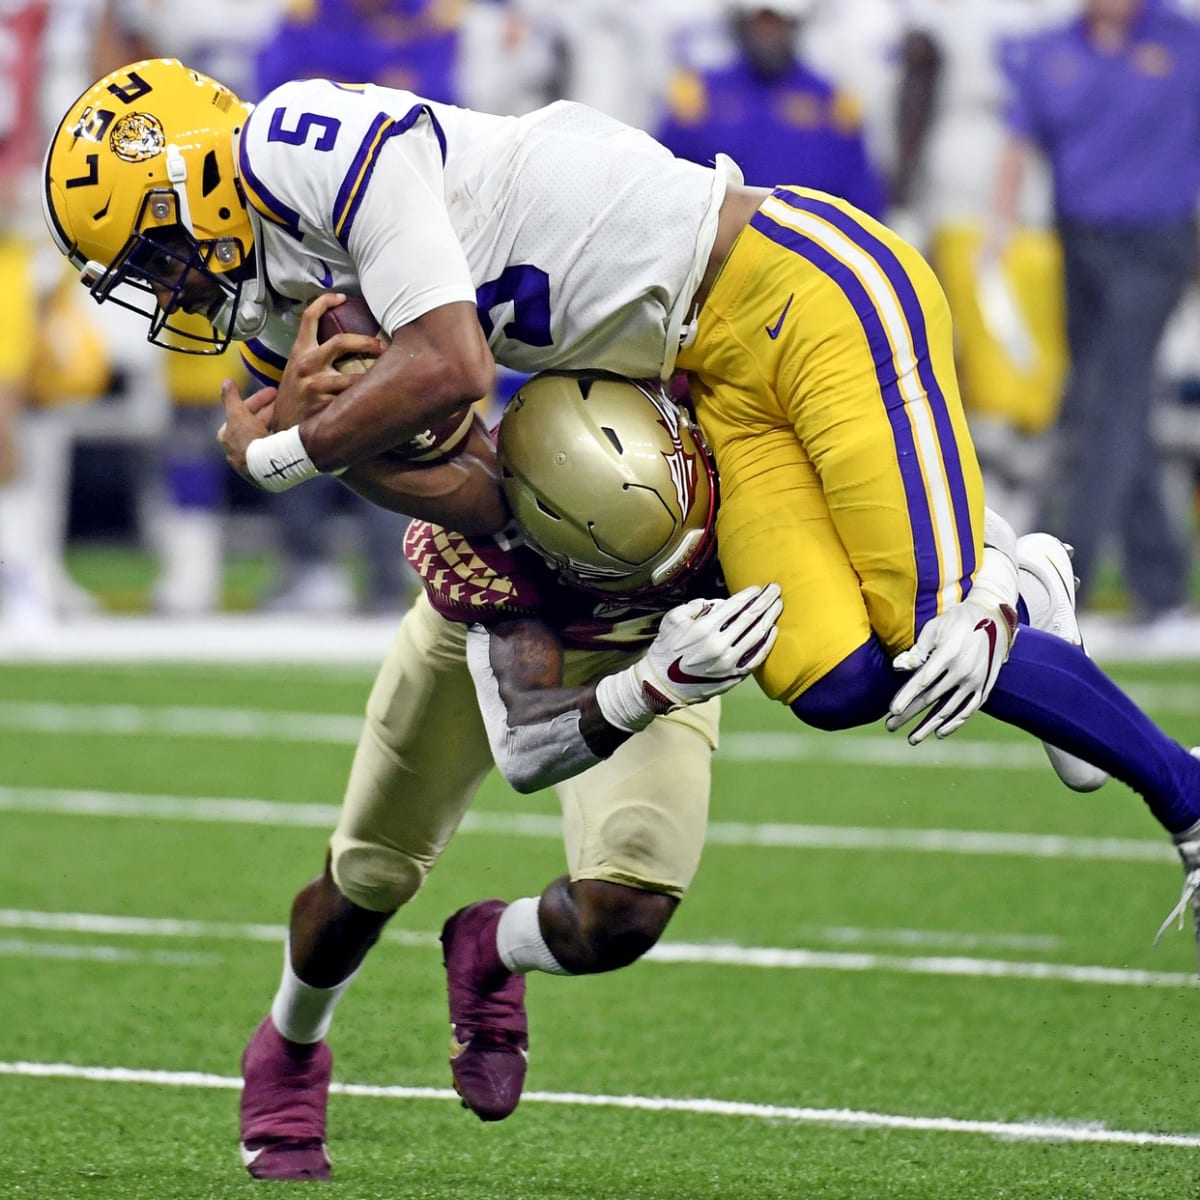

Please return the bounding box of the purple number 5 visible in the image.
[267,108,341,152]
[476,265,552,347]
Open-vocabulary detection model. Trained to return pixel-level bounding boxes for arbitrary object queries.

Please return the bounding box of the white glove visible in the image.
[886,598,1018,744]
[887,513,1020,745]
[596,583,783,732]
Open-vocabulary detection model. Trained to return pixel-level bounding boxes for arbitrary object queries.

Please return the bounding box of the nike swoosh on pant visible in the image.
[765,293,795,340]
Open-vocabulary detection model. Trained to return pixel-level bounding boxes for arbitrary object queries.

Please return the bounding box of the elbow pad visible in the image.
[466,626,602,793]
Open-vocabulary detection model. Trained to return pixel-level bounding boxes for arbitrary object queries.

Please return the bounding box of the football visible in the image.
[316,295,387,375]
[315,297,474,463]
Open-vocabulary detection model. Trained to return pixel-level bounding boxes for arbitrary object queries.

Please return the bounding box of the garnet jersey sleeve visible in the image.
[403,521,680,650]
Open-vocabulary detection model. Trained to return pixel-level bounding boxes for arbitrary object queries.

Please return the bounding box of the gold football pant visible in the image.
[678,187,985,703]
[331,594,719,911]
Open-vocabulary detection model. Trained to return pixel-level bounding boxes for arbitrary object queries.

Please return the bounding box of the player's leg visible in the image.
[241,594,494,1179]
[441,682,716,1121]
[980,619,1200,959]
[681,187,983,720]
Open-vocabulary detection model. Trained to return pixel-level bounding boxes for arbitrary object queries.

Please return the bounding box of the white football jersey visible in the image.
[236,80,732,379]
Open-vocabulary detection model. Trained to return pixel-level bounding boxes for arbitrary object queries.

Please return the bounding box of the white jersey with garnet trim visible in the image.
[403,520,707,652]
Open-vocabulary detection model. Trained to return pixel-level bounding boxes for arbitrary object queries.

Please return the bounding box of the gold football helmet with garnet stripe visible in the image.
[42,58,256,353]
[498,371,718,596]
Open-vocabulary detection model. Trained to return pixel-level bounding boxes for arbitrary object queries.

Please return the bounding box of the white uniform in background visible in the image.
[239,83,732,379]
[108,0,287,97]
[897,0,1070,232]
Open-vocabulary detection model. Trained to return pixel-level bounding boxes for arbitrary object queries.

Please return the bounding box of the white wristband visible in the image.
[595,667,657,733]
[245,427,319,493]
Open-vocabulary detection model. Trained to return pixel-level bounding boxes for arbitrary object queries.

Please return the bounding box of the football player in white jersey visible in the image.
[42,63,1200,994]
[41,57,1012,736]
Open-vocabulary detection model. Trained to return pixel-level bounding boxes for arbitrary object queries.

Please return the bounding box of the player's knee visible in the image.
[789,638,894,731]
[330,840,428,913]
[571,880,676,973]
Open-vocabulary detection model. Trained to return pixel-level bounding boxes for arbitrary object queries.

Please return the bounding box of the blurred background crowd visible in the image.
[2,0,1199,638]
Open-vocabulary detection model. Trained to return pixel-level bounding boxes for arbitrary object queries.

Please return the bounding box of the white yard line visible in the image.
[1,1060,1196,1148]
[0,910,1062,953]
[0,701,1095,771]
[0,910,1190,989]
[0,785,1175,863]
[794,925,1064,951]
[0,939,216,966]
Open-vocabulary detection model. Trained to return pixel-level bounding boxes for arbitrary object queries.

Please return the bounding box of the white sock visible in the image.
[496,896,572,976]
[269,938,359,1045]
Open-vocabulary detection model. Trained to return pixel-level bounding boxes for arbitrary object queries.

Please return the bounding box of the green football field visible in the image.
[3,654,1200,1199]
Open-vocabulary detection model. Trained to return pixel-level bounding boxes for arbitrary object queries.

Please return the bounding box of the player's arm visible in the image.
[891,28,941,209]
[294,298,494,472]
[468,618,628,794]
[468,584,783,794]
[337,411,507,534]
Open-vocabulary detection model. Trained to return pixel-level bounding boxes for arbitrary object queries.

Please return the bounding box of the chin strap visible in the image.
[230,207,269,339]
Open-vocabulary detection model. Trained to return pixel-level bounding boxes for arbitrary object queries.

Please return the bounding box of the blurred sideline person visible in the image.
[242,372,1199,1180]
[239,373,783,1179]
[990,0,1200,623]
[87,0,292,612]
[248,0,460,614]
[657,0,885,219]
[891,0,1071,533]
[0,0,107,628]
[42,63,1200,937]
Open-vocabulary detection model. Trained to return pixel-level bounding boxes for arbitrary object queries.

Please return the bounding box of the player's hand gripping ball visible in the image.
[316,296,474,464]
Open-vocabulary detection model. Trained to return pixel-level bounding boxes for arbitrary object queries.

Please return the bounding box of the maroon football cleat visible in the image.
[440,899,529,1122]
[239,1017,333,1181]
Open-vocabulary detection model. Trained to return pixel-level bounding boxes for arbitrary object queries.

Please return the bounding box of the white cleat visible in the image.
[1016,532,1110,793]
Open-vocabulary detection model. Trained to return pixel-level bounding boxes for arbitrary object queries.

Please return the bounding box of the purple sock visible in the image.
[984,628,1200,834]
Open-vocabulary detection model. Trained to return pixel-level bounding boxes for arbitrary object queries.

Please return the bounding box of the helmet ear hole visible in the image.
[535,498,561,520]
[600,426,622,453]
[201,151,221,197]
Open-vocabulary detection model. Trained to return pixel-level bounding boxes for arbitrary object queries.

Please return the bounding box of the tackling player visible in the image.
[240,373,782,1179]
[242,372,1200,1181]
[39,64,1200,1066]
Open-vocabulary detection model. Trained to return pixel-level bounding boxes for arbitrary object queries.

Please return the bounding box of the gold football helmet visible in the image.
[42,59,255,353]
[498,371,718,595]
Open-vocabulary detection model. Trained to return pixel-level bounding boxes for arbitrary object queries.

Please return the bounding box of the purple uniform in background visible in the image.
[1002,0,1200,621]
[255,0,460,103]
[1004,0,1200,225]
[657,57,886,219]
